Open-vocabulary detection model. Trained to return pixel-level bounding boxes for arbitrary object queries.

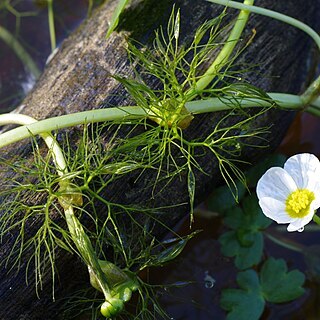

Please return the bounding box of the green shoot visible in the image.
[106,0,131,38]
[1,2,320,318]
[47,0,56,52]
[0,25,41,78]
[207,0,320,105]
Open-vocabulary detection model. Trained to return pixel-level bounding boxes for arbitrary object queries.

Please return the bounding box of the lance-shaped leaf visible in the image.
[106,0,131,38]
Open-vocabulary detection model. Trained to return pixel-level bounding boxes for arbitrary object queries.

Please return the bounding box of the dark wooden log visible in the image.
[0,0,319,319]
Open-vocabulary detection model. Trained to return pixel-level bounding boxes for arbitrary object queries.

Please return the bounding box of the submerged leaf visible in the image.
[101,161,142,175]
[219,194,271,269]
[260,258,305,303]
[220,270,265,320]
[221,258,305,320]
[245,154,286,188]
[220,230,263,270]
[303,245,320,282]
[148,232,198,267]
[207,180,246,214]
[174,9,180,40]
[188,168,195,220]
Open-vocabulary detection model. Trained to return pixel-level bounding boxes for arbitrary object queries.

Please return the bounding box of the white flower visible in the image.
[256,153,320,232]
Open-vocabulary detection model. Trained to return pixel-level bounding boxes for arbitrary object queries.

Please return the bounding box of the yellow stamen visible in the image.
[285,189,315,218]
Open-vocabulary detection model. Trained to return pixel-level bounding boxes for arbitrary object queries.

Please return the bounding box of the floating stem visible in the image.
[313,214,320,226]
[207,0,320,105]
[186,0,254,100]
[0,25,41,78]
[1,92,320,149]
[47,0,56,52]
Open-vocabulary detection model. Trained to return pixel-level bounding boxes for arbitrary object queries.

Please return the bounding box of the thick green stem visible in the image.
[207,0,320,106]
[0,107,146,148]
[186,0,254,100]
[0,114,66,173]
[0,25,41,78]
[206,0,320,50]
[64,206,111,299]
[1,92,319,149]
[0,115,113,300]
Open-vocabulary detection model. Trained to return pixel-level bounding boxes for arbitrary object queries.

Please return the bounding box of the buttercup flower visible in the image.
[257,153,320,232]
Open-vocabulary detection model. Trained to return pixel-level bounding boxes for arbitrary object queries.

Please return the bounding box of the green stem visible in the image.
[187,93,305,113]
[47,0,56,52]
[186,0,254,100]
[0,106,146,148]
[64,206,112,300]
[1,92,319,149]
[0,25,41,78]
[313,214,320,226]
[87,0,93,17]
[1,115,112,301]
[207,0,320,106]
[264,232,304,253]
[206,0,320,50]
[0,113,66,173]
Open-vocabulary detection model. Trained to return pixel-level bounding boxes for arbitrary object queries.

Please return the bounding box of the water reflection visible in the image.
[0,0,90,112]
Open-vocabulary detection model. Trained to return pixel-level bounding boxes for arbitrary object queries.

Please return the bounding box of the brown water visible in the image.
[279,112,320,158]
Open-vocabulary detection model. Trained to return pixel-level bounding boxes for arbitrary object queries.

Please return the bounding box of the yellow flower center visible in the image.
[285,189,315,218]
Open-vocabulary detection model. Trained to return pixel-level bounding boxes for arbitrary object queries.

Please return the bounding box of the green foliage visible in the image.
[207,180,246,213]
[209,154,287,270]
[106,0,131,38]
[220,270,265,320]
[0,139,74,297]
[260,257,305,303]
[114,7,272,208]
[220,229,264,270]
[208,153,286,213]
[245,153,286,188]
[141,232,199,268]
[0,2,297,319]
[219,194,271,269]
[211,154,307,319]
[221,258,306,320]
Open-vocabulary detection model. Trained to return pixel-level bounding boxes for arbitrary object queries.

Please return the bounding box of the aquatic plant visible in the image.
[0,0,320,319]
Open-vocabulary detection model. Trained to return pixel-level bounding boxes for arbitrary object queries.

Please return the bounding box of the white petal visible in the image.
[284,153,320,190]
[312,199,320,211]
[310,182,320,210]
[286,209,315,232]
[256,167,297,202]
[259,197,293,223]
[287,216,313,232]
